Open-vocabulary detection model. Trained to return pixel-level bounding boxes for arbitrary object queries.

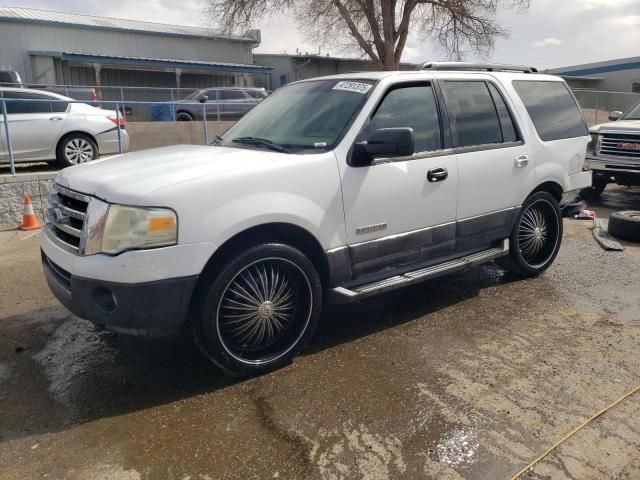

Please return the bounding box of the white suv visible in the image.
[41,63,591,375]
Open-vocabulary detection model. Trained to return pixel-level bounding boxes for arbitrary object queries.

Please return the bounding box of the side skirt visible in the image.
[328,238,509,303]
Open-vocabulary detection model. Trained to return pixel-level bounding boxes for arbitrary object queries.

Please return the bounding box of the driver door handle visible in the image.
[427,167,448,182]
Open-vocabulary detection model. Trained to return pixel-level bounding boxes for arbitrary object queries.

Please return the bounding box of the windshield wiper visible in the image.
[231,136,291,153]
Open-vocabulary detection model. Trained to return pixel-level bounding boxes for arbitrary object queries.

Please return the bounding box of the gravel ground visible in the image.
[0,187,639,480]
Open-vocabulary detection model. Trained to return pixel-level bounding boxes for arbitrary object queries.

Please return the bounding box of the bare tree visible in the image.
[206,0,529,70]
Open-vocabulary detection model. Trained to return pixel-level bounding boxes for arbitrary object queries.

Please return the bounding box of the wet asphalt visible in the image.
[1,187,639,480]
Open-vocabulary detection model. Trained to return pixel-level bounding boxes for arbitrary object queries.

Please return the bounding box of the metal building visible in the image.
[0,6,271,90]
[550,56,640,93]
[253,53,416,90]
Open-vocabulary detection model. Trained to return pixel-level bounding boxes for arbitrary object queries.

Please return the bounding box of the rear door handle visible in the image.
[49,116,64,121]
[515,155,529,168]
[427,167,448,182]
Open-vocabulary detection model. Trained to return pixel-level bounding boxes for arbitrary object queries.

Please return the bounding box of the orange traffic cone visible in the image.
[19,195,42,231]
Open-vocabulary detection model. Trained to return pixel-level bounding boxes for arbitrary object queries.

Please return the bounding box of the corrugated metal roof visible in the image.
[30,51,273,73]
[0,6,252,42]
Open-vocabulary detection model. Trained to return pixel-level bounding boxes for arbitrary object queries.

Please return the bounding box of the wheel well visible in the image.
[175,110,194,119]
[57,131,98,155]
[530,181,562,202]
[198,223,330,289]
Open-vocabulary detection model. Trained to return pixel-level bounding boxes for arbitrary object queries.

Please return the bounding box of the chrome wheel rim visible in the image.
[216,257,313,365]
[64,138,94,164]
[518,199,560,268]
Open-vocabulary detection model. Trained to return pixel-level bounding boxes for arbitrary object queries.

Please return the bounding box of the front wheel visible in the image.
[194,243,322,376]
[498,191,563,276]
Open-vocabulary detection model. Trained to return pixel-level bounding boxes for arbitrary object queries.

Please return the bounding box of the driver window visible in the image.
[370,85,442,153]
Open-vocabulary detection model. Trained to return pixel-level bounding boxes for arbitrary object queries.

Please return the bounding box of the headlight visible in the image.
[588,133,601,154]
[83,202,177,255]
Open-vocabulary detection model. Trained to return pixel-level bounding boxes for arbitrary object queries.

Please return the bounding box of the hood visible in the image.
[56,144,286,204]
[590,119,640,133]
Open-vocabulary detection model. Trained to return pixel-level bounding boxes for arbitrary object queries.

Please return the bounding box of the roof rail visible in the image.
[415,62,538,73]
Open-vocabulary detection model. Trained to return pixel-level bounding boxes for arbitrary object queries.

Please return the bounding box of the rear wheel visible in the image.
[194,243,322,376]
[175,111,194,121]
[56,133,98,168]
[580,177,607,199]
[498,191,563,276]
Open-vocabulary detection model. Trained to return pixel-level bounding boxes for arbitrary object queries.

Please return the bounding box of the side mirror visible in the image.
[199,95,209,103]
[608,111,623,121]
[351,128,415,166]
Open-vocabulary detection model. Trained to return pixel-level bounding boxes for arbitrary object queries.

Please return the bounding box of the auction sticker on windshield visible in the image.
[332,81,373,94]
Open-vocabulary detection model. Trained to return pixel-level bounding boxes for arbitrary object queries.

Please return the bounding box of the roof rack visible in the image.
[415,62,538,74]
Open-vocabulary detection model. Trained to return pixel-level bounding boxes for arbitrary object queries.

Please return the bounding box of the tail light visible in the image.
[107,115,126,129]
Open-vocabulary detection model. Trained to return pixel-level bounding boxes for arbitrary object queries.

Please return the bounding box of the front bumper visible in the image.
[585,157,640,186]
[42,250,198,336]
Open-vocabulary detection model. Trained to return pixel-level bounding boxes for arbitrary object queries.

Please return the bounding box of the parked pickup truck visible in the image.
[585,100,640,196]
[41,63,591,376]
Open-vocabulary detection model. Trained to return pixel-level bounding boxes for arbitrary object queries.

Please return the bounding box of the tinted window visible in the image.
[220,90,247,100]
[487,83,518,143]
[3,91,52,114]
[370,85,442,153]
[444,81,502,147]
[513,80,588,141]
[246,90,267,99]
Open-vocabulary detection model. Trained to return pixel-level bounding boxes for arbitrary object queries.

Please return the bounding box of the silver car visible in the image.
[0,87,129,167]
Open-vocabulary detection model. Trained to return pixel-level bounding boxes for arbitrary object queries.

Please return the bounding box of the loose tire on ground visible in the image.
[194,243,323,376]
[498,191,563,276]
[608,211,640,242]
[56,133,98,167]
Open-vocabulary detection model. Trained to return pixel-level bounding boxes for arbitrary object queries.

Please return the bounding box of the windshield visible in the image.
[623,101,640,120]
[220,79,376,151]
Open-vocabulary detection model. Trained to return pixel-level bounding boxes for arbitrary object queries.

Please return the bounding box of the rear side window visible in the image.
[443,81,502,147]
[2,91,52,114]
[513,81,588,141]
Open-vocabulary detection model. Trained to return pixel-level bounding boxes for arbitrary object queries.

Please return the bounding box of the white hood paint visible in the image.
[56,144,287,204]
[590,119,640,133]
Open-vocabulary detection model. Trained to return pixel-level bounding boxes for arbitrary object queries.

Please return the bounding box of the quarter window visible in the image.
[443,81,502,148]
[369,84,442,153]
[487,83,518,143]
[513,80,588,141]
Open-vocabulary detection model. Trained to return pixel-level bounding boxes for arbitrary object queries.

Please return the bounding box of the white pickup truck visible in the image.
[585,100,640,196]
[41,63,591,375]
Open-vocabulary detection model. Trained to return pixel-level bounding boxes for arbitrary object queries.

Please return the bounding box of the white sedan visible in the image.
[0,87,129,167]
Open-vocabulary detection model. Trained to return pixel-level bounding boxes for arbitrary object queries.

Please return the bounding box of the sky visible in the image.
[8,0,640,69]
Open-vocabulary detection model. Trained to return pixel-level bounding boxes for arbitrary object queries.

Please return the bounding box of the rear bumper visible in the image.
[42,250,198,337]
[96,129,129,155]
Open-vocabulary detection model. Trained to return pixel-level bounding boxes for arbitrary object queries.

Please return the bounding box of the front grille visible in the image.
[598,133,640,160]
[45,184,91,255]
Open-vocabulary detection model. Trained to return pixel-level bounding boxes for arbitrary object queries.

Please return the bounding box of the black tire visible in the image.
[56,133,98,167]
[497,191,563,276]
[175,111,194,121]
[580,178,607,199]
[194,243,322,376]
[608,211,640,242]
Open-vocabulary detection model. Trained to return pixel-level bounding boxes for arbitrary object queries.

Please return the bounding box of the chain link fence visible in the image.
[572,89,640,126]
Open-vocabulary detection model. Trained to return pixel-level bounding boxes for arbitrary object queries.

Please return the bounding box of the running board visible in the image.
[330,239,509,302]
